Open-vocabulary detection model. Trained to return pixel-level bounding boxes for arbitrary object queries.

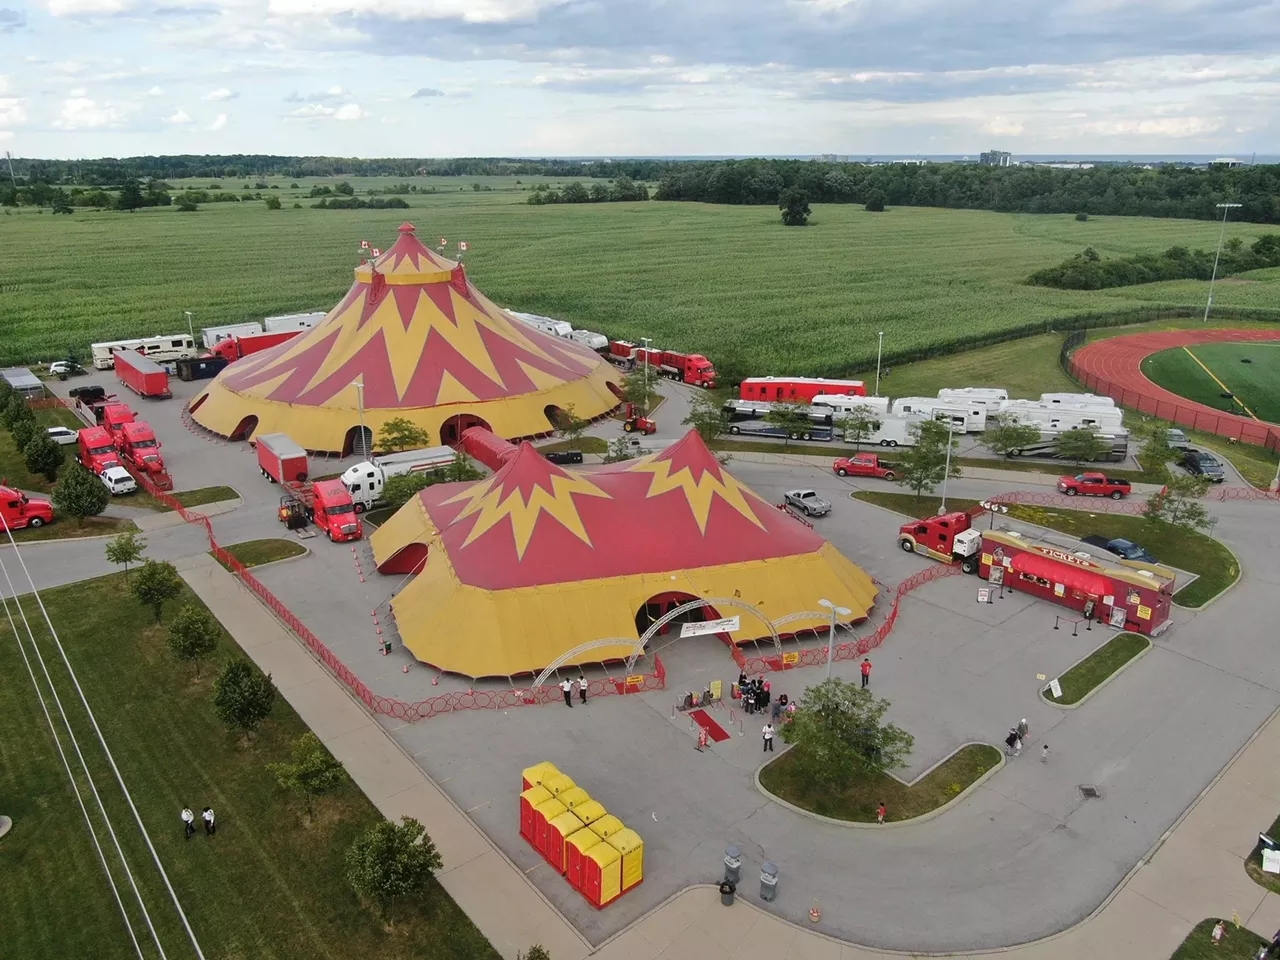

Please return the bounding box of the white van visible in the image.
[100,466,137,495]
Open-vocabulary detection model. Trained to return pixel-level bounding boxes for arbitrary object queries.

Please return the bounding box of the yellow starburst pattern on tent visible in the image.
[443,470,613,559]
[627,458,767,535]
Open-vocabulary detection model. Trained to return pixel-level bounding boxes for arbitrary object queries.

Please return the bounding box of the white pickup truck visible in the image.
[785,489,831,517]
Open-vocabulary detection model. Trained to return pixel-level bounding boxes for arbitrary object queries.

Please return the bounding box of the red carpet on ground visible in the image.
[689,708,731,742]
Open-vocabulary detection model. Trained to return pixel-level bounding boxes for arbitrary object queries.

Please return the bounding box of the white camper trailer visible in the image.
[890,397,987,433]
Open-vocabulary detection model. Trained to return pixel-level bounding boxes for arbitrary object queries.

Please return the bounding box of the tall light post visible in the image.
[354,377,367,458]
[939,419,956,513]
[818,598,851,679]
[640,337,652,416]
[1203,202,1242,323]
[874,331,884,397]
[184,310,194,342]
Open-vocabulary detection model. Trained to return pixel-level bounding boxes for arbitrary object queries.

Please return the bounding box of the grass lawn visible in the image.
[850,491,1238,607]
[213,538,307,569]
[173,485,239,508]
[1170,919,1267,959]
[0,573,496,960]
[1143,343,1280,423]
[363,507,395,527]
[1245,812,1280,895]
[8,514,138,543]
[1050,632,1150,705]
[953,455,1161,485]
[0,406,85,492]
[539,436,608,454]
[759,743,1001,822]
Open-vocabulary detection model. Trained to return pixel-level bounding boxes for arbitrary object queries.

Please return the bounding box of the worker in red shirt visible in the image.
[860,657,872,689]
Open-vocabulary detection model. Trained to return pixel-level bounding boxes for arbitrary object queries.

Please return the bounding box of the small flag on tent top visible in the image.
[459,241,469,251]
[360,240,370,249]
[371,248,381,257]
[439,237,446,247]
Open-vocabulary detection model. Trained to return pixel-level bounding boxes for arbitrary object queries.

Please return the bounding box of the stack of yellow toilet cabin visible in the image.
[519,761,644,908]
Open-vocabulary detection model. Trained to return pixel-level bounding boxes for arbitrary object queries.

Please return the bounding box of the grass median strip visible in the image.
[1049,632,1149,705]
[1246,812,1280,895]
[539,436,608,454]
[7,515,138,543]
[759,743,1001,823]
[851,490,1237,608]
[172,485,239,508]
[213,537,307,570]
[1170,918,1267,959]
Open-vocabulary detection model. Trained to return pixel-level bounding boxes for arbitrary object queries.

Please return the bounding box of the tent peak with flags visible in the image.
[189,222,621,453]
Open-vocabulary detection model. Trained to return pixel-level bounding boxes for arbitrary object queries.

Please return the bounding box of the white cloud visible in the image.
[53,97,129,129]
[147,85,163,96]
[267,0,566,22]
[0,75,8,94]
[44,0,137,15]
[203,87,238,102]
[208,112,227,130]
[165,108,192,124]
[0,98,26,126]
[334,103,365,120]
[981,116,1025,136]
[69,87,87,97]
[0,130,12,142]
[288,101,366,120]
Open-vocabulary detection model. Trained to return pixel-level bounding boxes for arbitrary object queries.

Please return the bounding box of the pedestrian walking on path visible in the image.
[860,658,872,689]
[1017,718,1029,739]
[181,806,195,840]
[577,674,588,704]
[560,677,573,707]
[762,723,775,752]
[877,802,886,825]
[1041,744,1050,763]
[202,807,216,836]
[1004,729,1019,756]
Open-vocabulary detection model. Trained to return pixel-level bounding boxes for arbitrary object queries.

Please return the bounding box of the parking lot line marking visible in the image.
[1181,346,1260,421]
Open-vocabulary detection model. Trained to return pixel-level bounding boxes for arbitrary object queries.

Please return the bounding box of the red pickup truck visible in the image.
[833,453,897,480]
[1057,472,1131,499]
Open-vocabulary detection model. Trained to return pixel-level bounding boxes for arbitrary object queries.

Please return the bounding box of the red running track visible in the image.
[1069,329,1280,450]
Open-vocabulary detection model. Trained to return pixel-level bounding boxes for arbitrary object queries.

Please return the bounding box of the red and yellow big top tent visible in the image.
[371,430,878,678]
[189,223,622,452]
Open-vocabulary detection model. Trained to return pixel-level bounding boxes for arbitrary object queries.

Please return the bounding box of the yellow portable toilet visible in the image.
[564,828,601,891]
[573,799,606,827]
[546,810,585,873]
[533,797,566,859]
[520,785,552,844]
[522,761,558,791]
[558,787,591,811]
[543,773,576,797]
[608,828,644,892]
[583,842,623,908]
[590,814,624,840]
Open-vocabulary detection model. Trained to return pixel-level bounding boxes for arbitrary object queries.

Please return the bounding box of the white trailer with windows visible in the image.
[201,322,264,349]
[811,394,891,416]
[91,334,197,369]
[340,446,458,511]
[263,312,326,334]
[569,329,609,351]
[937,387,1009,406]
[1038,392,1116,409]
[855,414,922,448]
[890,398,987,433]
[510,311,573,338]
[1000,400,1123,432]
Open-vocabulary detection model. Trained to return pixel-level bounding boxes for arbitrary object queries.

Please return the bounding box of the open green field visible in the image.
[1142,343,1280,424]
[0,573,495,960]
[4,186,1279,377]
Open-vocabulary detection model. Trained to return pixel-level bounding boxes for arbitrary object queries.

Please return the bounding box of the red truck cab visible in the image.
[1057,472,1131,499]
[833,453,896,480]
[118,421,165,476]
[101,403,136,443]
[210,330,300,363]
[310,479,362,542]
[0,485,54,530]
[662,351,717,388]
[76,427,122,474]
[898,512,983,573]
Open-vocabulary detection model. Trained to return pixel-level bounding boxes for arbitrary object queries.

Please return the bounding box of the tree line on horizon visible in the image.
[1027,234,1280,290]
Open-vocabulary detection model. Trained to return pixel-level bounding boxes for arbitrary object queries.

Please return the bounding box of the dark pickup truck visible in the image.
[1082,535,1157,564]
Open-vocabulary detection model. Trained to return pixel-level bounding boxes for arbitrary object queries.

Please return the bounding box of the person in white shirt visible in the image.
[560,677,573,707]
[762,723,775,752]
[577,674,588,704]
[181,805,195,840]
[202,807,216,836]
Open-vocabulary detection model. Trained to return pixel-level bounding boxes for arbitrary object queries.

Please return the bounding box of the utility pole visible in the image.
[1203,202,1242,323]
[939,419,956,513]
[817,598,851,679]
[183,310,194,342]
[640,337,652,417]
[874,331,884,397]
[4,151,16,189]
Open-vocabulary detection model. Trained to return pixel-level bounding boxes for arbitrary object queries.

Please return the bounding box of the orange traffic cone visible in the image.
[809,902,821,923]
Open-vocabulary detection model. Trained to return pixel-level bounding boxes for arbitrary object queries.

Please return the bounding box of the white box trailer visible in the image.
[510,311,573,338]
[1038,392,1116,409]
[569,329,609,351]
[340,446,458,510]
[263,312,326,334]
[938,387,1009,406]
[890,398,987,433]
[201,322,263,349]
[811,394,891,416]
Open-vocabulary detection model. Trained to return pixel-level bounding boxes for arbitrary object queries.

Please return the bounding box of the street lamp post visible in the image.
[818,598,852,680]
[184,310,194,342]
[640,337,652,416]
[1203,202,1242,323]
[874,331,884,397]
[939,419,956,513]
[354,377,367,458]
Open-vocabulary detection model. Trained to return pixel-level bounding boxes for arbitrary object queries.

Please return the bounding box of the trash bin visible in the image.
[719,880,736,906]
[760,861,778,902]
[723,845,742,884]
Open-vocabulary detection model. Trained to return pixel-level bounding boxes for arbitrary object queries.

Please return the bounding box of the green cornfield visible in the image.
[3,176,1278,376]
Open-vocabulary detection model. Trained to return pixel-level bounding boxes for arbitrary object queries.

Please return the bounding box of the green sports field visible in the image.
[1141,343,1280,424]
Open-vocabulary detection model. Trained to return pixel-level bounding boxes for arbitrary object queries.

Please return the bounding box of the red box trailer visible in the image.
[740,377,867,403]
[113,349,172,399]
[209,330,300,362]
[256,432,309,484]
[461,426,518,471]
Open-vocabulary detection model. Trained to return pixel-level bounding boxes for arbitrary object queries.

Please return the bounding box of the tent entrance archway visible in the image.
[343,424,373,458]
[229,414,258,442]
[440,414,490,446]
[625,596,780,674]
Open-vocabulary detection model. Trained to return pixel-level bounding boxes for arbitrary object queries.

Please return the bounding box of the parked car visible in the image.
[46,426,79,446]
[784,489,832,517]
[48,360,86,378]
[1082,535,1157,564]
[1161,428,1191,450]
[99,465,137,495]
[545,450,584,465]
[1182,449,1225,482]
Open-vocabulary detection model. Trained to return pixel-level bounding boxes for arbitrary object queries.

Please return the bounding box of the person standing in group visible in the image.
[860,658,872,689]
[745,685,756,715]
[877,802,886,825]
[202,807,216,836]
[1040,744,1050,763]
[181,805,195,840]
[762,679,771,709]
[560,677,573,707]
[1013,735,1023,757]
[762,723,775,752]
[578,674,588,705]
[1017,718,1029,740]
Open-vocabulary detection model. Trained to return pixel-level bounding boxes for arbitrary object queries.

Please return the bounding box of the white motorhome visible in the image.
[811,394,892,416]
[890,398,987,433]
[853,414,922,448]
[1000,400,1123,432]
[340,446,458,510]
[569,329,609,351]
[510,311,573,338]
[90,334,198,370]
[263,312,326,334]
[1005,429,1130,462]
[201,322,263,349]
[1038,392,1116,409]
[937,387,1009,406]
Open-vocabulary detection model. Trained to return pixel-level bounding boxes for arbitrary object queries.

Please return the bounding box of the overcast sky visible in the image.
[2,0,1279,158]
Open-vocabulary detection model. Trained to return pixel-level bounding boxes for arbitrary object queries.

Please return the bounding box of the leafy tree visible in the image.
[446,451,482,482]
[334,181,355,196]
[895,418,959,499]
[603,437,635,463]
[982,413,1043,457]
[556,404,591,445]
[518,948,551,960]
[836,409,882,450]
[267,731,347,818]
[377,417,431,452]
[778,186,810,226]
[24,433,65,482]
[2,394,33,430]
[864,190,887,212]
[1143,473,1212,532]
[9,416,36,451]
[345,816,442,924]
[212,659,277,738]
[167,603,221,678]
[131,559,183,622]
[116,181,145,212]
[52,464,109,526]
[1075,212,1089,221]
[264,195,282,210]
[176,200,198,212]
[779,678,914,790]
[763,401,813,448]
[560,181,590,203]
[682,391,729,444]
[619,371,652,415]
[0,378,12,405]
[380,471,438,510]
[1056,425,1108,464]
[105,531,147,581]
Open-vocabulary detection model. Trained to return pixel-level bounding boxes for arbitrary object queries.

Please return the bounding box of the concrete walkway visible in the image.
[181,546,1280,960]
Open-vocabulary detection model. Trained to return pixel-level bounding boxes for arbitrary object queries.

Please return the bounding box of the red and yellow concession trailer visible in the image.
[977,530,1175,636]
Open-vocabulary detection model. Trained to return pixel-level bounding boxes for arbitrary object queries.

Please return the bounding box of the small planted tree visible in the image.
[379,471,437,511]
[267,731,348,819]
[264,195,282,210]
[212,659,277,739]
[167,603,221,678]
[130,559,183,622]
[779,186,810,226]
[603,437,635,463]
[446,451,482,483]
[2,394,33,430]
[895,418,959,499]
[105,531,147,581]
[1056,426,1108,465]
[518,948,551,960]
[345,816,442,924]
[377,417,430,453]
[52,464,110,526]
[836,409,882,450]
[982,413,1042,458]
[780,678,914,789]
[1143,473,1212,532]
[763,401,813,449]
[864,190,887,213]
[682,391,729,444]
[557,404,590,445]
[619,370,651,415]
[9,416,36,450]
[24,433,65,482]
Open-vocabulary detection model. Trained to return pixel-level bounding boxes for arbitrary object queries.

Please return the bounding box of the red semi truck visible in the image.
[209,330,300,363]
[897,511,984,573]
[118,421,166,478]
[606,341,717,388]
[256,432,310,484]
[76,426,123,474]
[278,479,363,542]
[113,349,172,399]
[0,485,54,530]
[100,403,135,440]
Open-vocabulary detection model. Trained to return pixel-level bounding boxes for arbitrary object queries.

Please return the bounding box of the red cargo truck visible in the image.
[740,377,867,403]
[209,330,300,363]
[278,479,363,542]
[606,341,717,387]
[0,485,54,530]
[113,349,172,399]
[75,426,122,474]
[256,432,309,484]
[118,421,166,478]
[101,404,135,443]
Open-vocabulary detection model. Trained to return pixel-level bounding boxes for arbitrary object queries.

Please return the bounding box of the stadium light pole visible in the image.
[183,310,194,342]
[818,598,851,679]
[1203,202,1242,323]
[874,331,884,396]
